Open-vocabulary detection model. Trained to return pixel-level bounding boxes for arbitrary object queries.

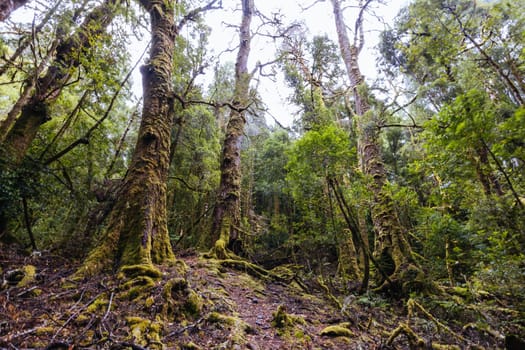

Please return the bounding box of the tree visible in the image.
[329,0,422,293]
[0,0,122,239]
[378,0,525,290]
[77,0,178,277]
[210,0,254,256]
[0,0,121,153]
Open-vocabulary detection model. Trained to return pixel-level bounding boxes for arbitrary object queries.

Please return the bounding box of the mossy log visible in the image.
[320,323,355,338]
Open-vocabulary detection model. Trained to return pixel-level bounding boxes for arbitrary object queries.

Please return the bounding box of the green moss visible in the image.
[271,305,306,336]
[126,317,163,348]
[161,277,202,320]
[35,327,54,335]
[122,276,156,300]
[181,342,201,350]
[145,296,155,308]
[206,312,252,345]
[17,265,36,287]
[320,323,355,338]
[163,277,188,298]
[120,263,162,279]
[183,290,203,317]
[86,294,109,313]
[74,314,91,326]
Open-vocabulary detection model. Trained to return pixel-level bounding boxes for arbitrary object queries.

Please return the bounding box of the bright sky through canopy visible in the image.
[201,0,409,127]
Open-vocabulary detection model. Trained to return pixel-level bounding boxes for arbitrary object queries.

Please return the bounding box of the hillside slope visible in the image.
[0,245,520,349]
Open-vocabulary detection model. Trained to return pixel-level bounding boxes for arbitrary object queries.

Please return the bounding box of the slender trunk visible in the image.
[0,0,62,76]
[327,177,361,281]
[0,0,120,239]
[210,0,253,255]
[77,0,176,277]
[22,196,37,250]
[0,0,119,164]
[330,0,419,293]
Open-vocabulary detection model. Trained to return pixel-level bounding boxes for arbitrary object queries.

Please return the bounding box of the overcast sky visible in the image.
[201,0,409,127]
[8,0,409,127]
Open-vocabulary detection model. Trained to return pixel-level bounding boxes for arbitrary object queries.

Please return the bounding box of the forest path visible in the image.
[0,245,509,349]
[181,254,380,349]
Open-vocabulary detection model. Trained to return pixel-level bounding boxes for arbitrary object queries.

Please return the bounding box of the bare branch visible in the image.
[44,40,149,166]
[299,0,326,12]
[176,0,222,33]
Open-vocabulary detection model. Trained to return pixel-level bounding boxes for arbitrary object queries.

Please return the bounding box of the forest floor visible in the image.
[0,244,522,349]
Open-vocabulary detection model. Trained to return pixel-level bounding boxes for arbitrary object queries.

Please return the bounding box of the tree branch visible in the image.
[176,0,222,33]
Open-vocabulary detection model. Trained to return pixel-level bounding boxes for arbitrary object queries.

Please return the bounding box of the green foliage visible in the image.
[281,34,347,132]
[282,124,360,267]
[286,124,355,199]
[167,106,221,248]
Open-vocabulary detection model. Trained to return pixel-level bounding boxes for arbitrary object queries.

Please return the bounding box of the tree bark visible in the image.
[0,0,119,158]
[0,0,120,240]
[330,0,420,293]
[77,0,176,277]
[210,0,253,256]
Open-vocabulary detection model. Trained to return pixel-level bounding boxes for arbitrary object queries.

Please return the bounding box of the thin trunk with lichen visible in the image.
[330,0,421,293]
[0,0,120,240]
[0,0,120,151]
[77,0,176,278]
[210,0,253,257]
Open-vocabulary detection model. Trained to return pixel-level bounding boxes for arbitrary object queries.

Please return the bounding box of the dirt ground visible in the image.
[0,244,519,349]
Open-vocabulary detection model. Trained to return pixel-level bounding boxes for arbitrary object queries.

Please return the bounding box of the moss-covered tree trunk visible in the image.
[77,0,176,277]
[0,0,119,148]
[0,0,120,240]
[330,0,420,293]
[210,0,253,256]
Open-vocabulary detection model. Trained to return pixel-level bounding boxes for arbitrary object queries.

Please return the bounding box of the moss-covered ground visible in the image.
[0,244,522,349]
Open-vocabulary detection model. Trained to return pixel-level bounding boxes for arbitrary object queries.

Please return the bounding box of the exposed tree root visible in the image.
[387,322,462,349]
[387,298,488,350]
[406,299,468,344]
[316,276,343,310]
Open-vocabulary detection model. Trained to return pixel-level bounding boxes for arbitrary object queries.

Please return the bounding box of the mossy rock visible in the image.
[320,323,355,338]
[20,265,37,287]
[206,312,253,345]
[183,289,203,317]
[162,277,202,320]
[271,305,306,336]
[5,265,37,287]
[126,316,163,348]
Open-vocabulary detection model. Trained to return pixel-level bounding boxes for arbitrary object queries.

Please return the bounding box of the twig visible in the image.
[0,327,38,343]
[51,291,104,342]
[101,291,114,322]
[165,317,205,338]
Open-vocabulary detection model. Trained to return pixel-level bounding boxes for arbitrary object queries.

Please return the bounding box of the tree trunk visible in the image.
[0,0,119,155]
[330,0,421,293]
[77,0,176,277]
[0,0,120,240]
[210,0,253,256]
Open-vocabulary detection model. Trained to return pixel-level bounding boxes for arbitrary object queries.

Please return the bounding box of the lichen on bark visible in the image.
[210,0,253,255]
[76,0,177,278]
